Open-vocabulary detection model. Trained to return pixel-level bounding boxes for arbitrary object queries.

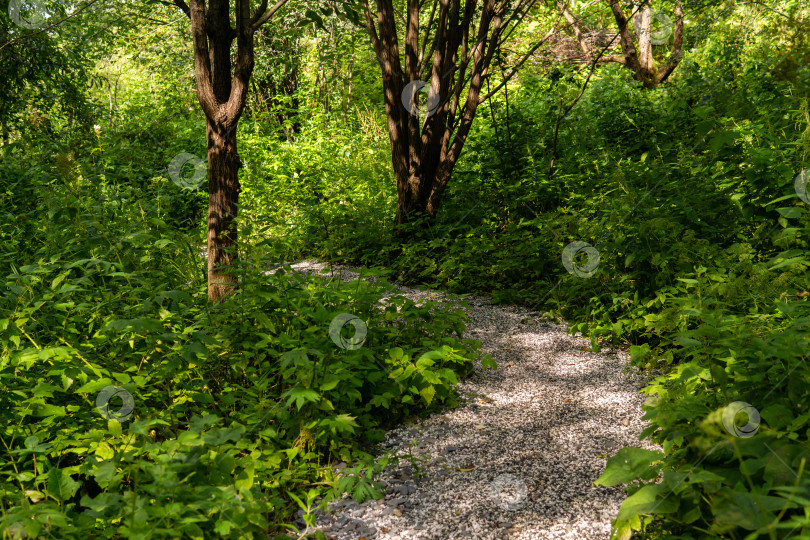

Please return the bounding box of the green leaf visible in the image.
[320,373,342,391]
[419,385,436,405]
[594,447,665,487]
[321,414,359,435]
[712,488,791,531]
[708,130,737,151]
[47,468,81,501]
[776,207,804,219]
[481,355,497,370]
[74,378,114,394]
[760,404,793,430]
[32,403,66,418]
[710,363,728,387]
[439,368,458,384]
[254,311,276,332]
[234,463,255,491]
[93,460,119,489]
[214,519,234,536]
[629,344,650,363]
[415,356,435,369]
[51,272,70,290]
[21,436,52,454]
[675,336,702,347]
[108,418,122,437]
[285,387,320,410]
[769,256,807,270]
[616,484,678,521]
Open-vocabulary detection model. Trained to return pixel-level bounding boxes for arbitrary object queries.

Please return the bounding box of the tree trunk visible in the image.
[607,0,684,89]
[560,1,685,90]
[363,0,554,238]
[206,119,241,303]
[174,0,288,302]
[393,167,434,232]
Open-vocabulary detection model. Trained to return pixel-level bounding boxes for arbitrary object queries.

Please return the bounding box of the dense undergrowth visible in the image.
[2,1,810,538]
[0,128,489,538]
[241,10,810,540]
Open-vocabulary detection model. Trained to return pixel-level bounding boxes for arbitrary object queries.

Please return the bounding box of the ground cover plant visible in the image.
[2,0,810,538]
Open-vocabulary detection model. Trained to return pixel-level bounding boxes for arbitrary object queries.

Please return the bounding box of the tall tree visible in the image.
[557,0,684,89]
[362,0,559,234]
[171,0,287,302]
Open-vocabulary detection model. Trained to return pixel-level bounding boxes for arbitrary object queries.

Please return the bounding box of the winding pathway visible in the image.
[277,260,658,540]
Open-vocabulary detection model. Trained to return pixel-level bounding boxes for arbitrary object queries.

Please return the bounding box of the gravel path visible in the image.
[275,260,659,540]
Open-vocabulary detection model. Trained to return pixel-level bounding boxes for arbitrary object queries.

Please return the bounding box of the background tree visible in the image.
[170,0,288,302]
[362,0,560,234]
[556,0,684,89]
[0,1,91,144]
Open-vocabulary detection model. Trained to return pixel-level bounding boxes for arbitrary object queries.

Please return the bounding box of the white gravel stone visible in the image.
[274,259,660,540]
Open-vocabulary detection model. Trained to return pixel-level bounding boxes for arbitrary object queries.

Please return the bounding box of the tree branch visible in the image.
[188,0,218,120]
[478,13,562,102]
[0,0,101,52]
[656,2,684,84]
[171,0,190,18]
[250,0,289,33]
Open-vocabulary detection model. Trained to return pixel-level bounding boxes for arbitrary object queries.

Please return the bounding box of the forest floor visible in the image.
[276,260,659,540]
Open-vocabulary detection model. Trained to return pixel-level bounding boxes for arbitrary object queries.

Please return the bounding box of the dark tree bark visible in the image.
[362,0,559,236]
[172,0,287,302]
